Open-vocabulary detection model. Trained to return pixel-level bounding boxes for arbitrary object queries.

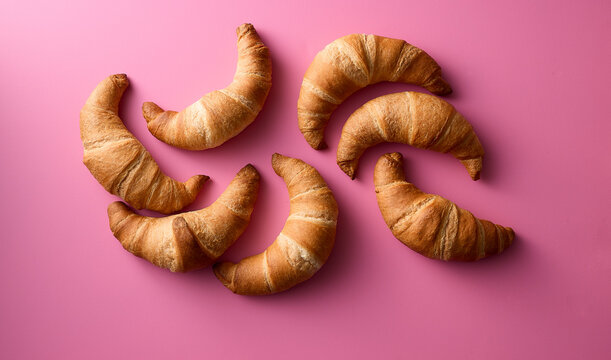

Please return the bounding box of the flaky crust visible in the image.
[143,23,272,150]
[107,165,260,272]
[298,34,452,149]
[214,154,338,295]
[80,74,208,214]
[374,153,514,261]
[338,92,484,180]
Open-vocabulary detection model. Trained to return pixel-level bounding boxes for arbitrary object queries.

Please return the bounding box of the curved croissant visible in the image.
[80,74,208,214]
[214,154,338,295]
[107,165,260,272]
[337,92,484,180]
[298,33,452,149]
[142,23,272,150]
[374,153,514,261]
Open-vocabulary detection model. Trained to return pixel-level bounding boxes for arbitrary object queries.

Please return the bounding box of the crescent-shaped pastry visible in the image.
[142,23,272,150]
[107,164,260,272]
[214,154,338,295]
[298,33,452,150]
[80,74,208,214]
[374,153,514,261]
[337,92,484,180]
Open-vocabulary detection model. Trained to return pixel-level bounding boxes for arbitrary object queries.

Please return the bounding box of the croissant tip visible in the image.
[107,201,136,230]
[236,23,256,36]
[307,139,326,150]
[213,262,236,291]
[142,102,164,123]
[337,161,356,179]
[271,152,287,163]
[272,153,295,175]
[440,85,453,96]
[377,153,403,170]
[507,227,516,246]
[107,201,128,215]
[460,158,483,181]
[314,142,327,150]
[185,175,209,194]
[427,76,452,96]
[239,164,260,179]
[110,74,129,88]
[301,130,327,150]
[386,152,403,162]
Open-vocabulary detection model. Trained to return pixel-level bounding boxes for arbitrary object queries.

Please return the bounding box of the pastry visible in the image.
[80,74,207,214]
[143,23,272,150]
[338,92,484,180]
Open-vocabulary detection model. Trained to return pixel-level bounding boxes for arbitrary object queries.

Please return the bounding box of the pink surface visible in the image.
[1,0,609,358]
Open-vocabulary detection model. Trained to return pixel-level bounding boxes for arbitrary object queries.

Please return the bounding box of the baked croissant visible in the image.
[80,74,208,214]
[107,164,260,272]
[214,154,338,295]
[298,33,452,149]
[337,92,484,180]
[142,23,272,150]
[374,153,514,261]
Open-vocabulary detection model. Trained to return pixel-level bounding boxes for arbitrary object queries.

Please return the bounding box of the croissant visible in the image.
[80,74,208,214]
[142,23,272,150]
[374,153,514,261]
[107,165,260,272]
[337,92,484,180]
[214,154,338,295]
[298,33,452,149]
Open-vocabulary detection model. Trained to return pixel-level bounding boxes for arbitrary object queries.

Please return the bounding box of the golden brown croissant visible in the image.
[298,33,452,149]
[80,74,208,214]
[142,23,272,150]
[337,92,484,180]
[214,154,338,295]
[107,164,260,272]
[374,153,514,261]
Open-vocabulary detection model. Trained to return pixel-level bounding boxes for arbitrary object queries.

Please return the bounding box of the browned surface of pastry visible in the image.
[107,165,260,272]
[214,154,338,295]
[338,92,484,180]
[143,23,272,150]
[80,74,208,214]
[298,34,451,149]
[374,153,514,261]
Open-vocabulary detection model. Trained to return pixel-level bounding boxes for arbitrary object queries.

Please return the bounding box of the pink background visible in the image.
[1,0,609,358]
